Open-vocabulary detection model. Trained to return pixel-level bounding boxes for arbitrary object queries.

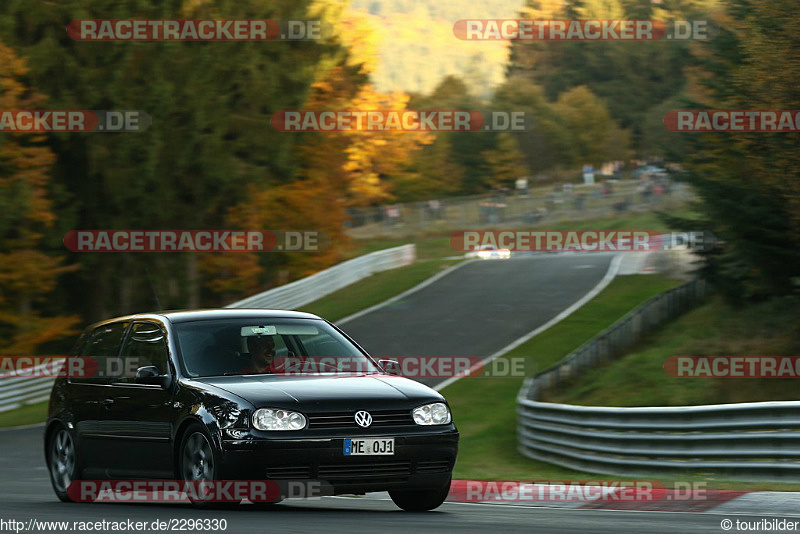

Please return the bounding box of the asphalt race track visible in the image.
[0,255,789,532]
[340,254,615,387]
[341,255,614,359]
[0,426,791,534]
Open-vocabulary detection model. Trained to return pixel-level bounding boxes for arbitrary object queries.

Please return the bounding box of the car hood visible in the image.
[190,374,444,412]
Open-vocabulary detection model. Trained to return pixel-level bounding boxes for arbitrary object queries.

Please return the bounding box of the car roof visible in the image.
[89,308,323,328]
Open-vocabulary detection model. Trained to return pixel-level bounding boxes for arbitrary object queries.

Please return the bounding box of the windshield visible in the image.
[174,318,380,378]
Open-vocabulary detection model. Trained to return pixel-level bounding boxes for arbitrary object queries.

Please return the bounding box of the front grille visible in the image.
[416,459,452,473]
[318,460,412,483]
[265,459,451,485]
[307,409,414,430]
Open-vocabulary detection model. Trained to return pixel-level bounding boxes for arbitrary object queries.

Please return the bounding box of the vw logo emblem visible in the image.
[354,411,372,428]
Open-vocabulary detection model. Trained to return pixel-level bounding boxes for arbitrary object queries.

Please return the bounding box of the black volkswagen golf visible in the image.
[44,309,458,511]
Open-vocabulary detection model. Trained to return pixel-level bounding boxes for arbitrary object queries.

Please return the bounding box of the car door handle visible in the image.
[101,398,114,406]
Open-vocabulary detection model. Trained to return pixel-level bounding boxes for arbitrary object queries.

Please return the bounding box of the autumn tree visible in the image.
[672,0,800,301]
[551,86,632,167]
[0,40,79,355]
[483,133,528,189]
[491,78,569,174]
[0,0,344,317]
[201,8,434,302]
[409,76,499,194]
[507,0,713,151]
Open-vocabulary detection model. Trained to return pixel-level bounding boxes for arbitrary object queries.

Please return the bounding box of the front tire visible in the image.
[389,478,451,511]
[47,426,79,502]
[180,426,223,505]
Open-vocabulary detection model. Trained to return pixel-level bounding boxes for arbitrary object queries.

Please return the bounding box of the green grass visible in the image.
[548,296,800,407]
[299,258,460,322]
[0,401,48,428]
[544,210,695,233]
[444,283,800,491]
[353,234,460,260]
[443,275,683,482]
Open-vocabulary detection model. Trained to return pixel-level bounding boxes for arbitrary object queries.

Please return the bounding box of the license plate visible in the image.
[343,438,394,456]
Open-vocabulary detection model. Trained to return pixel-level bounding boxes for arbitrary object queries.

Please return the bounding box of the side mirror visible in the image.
[378,359,401,376]
[134,366,171,388]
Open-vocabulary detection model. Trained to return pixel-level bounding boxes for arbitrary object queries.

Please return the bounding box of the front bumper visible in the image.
[218,427,459,494]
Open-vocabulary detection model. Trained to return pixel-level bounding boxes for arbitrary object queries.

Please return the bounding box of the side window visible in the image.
[119,322,169,382]
[73,322,129,384]
[68,330,90,357]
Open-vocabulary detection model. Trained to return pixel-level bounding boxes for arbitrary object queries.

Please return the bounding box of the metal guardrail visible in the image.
[226,244,416,309]
[0,245,416,414]
[0,361,60,413]
[515,278,800,481]
[516,395,800,480]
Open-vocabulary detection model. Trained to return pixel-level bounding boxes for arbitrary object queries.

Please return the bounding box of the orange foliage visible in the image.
[202,10,432,300]
[0,40,80,355]
[304,11,433,207]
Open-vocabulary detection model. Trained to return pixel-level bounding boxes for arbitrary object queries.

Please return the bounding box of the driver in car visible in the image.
[242,335,277,374]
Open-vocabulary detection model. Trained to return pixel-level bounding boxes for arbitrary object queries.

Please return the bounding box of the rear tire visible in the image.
[389,478,450,511]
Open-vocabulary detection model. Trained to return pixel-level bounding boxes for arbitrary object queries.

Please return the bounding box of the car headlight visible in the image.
[412,402,451,425]
[252,408,307,431]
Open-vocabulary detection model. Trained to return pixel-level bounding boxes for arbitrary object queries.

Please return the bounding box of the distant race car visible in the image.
[633,165,668,178]
[465,244,511,260]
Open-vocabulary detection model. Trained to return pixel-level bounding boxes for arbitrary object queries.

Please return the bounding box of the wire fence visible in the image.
[346,179,693,239]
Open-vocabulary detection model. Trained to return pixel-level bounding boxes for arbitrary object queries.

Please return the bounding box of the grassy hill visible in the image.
[350,0,524,97]
[546,296,800,406]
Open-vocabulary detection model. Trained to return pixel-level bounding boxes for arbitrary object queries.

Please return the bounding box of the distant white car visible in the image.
[465,244,511,260]
[634,165,667,178]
